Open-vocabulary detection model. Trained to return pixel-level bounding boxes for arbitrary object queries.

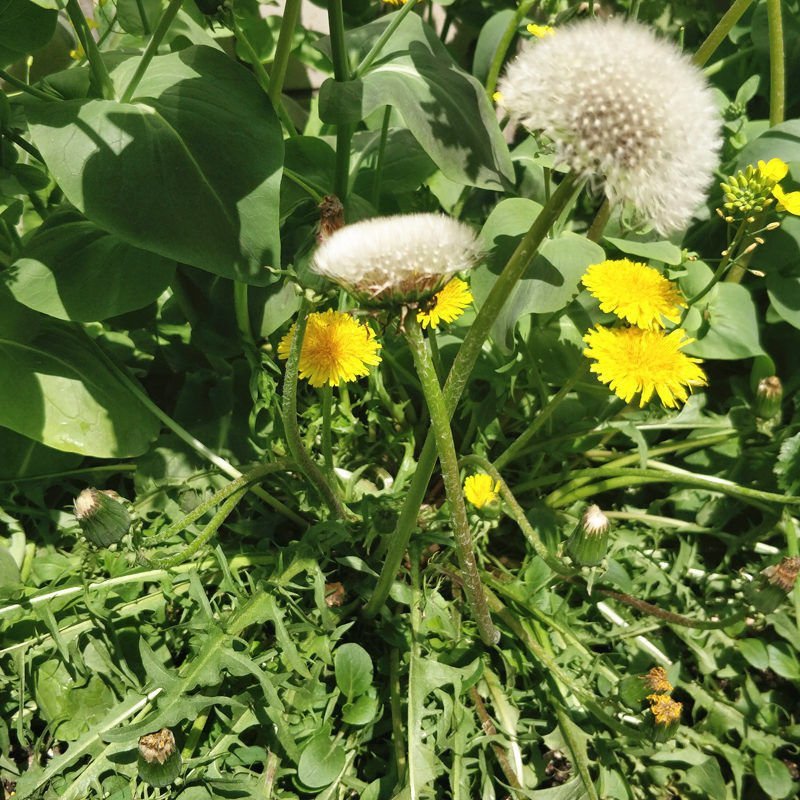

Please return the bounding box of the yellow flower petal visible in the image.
[278,310,381,388]
[417,277,473,330]
[647,693,682,726]
[492,91,503,104]
[526,24,555,38]
[581,259,686,329]
[757,158,789,184]
[464,474,500,509]
[582,326,706,409]
[772,183,800,216]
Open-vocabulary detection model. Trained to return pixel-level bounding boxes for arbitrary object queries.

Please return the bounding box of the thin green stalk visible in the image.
[0,70,58,101]
[354,0,420,78]
[328,0,353,202]
[460,455,572,575]
[371,106,393,207]
[365,173,581,618]
[586,198,611,243]
[494,363,588,470]
[484,0,538,96]
[3,131,44,163]
[321,385,334,475]
[406,319,499,645]
[703,45,755,77]
[89,334,305,526]
[692,0,755,68]
[121,0,184,103]
[779,509,800,637]
[134,0,151,34]
[269,0,301,110]
[281,298,350,521]
[283,167,326,203]
[766,0,785,126]
[233,281,255,350]
[64,0,115,100]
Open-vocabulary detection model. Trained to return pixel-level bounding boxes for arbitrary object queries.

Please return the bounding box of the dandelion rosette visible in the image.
[311,214,481,306]
[583,326,706,409]
[278,310,382,388]
[417,278,473,329]
[582,259,686,329]
[497,18,721,233]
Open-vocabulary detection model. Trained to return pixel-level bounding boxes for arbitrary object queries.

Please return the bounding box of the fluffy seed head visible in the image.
[497,18,721,233]
[311,214,481,306]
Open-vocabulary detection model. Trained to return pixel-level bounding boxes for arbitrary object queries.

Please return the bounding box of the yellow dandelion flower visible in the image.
[772,183,800,216]
[526,23,554,38]
[582,259,685,329]
[647,693,682,726]
[417,278,473,330]
[642,667,673,694]
[464,474,500,509]
[757,158,789,184]
[278,310,382,388]
[583,326,707,409]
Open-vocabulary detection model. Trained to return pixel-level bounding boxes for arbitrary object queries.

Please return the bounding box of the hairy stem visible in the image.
[766,0,785,126]
[692,0,755,67]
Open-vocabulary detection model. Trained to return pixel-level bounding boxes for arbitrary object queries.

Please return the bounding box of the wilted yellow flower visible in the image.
[526,23,554,38]
[582,259,685,329]
[417,278,473,329]
[464,474,500,509]
[647,693,682,726]
[642,667,673,694]
[278,310,381,388]
[583,326,706,409]
[772,183,800,215]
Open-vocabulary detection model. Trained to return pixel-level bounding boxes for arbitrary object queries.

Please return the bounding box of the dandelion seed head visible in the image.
[497,18,721,233]
[311,214,481,305]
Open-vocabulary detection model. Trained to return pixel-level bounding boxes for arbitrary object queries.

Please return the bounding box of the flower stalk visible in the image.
[64,0,115,100]
[766,0,785,126]
[405,318,499,645]
[692,0,755,67]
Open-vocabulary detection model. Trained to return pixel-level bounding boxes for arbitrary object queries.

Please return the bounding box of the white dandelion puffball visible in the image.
[311,213,481,304]
[497,18,721,234]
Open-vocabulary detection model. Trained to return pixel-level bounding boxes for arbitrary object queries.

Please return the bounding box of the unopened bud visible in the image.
[566,504,609,566]
[765,221,781,231]
[754,375,782,420]
[754,236,765,245]
[742,242,758,255]
[73,488,130,546]
[138,728,182,787]
[748,269,765,278]
[745,556,800,614]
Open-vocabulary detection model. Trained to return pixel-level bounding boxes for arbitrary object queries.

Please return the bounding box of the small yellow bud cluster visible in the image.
[642,667,682,742]
[719,164,775,222]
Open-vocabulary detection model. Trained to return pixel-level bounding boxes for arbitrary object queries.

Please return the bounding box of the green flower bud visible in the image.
[754,375,782,420]
[73,488,130,547]
[566,504,609,567]
[745,556,800,614]
[137,728,182,787]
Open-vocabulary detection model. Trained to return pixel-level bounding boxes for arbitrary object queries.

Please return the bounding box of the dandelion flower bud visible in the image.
[73,488,130,547]
[311,214,481,306]
[566,504,609,566]
[745,556,800,614]
[497,18,721,234]
[647,693,682,742]
[754,375,782,420]
[137,728,182,787]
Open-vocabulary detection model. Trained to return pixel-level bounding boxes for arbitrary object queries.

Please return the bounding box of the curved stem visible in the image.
[484,0,538,97]
[586,198,611,243]
[354,0,420,78]
[233,281,255,349]
[269,0,301,111]
[365,173,581,618]
[692,0,755,67]
[281,298,350,521]
[64,0,115,100]
[321,385,334,475]
[406,319,499,645]
[766,0,785,126]
[0,70,58,101]
[371,106,392,207]
[121,0,184,102]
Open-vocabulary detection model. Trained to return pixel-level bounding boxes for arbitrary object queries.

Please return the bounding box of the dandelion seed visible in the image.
[278,310,382,388]
[311,214,481,306]
[582,326,706,409]
[582,259,685,329]
[497,18,721,233]
[417,278,473,329]
[464,474,500,509]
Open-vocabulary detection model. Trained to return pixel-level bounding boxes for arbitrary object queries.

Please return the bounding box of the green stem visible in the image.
[121,0,184,103]
[460,455,572,574]
[269,0,301,110]
[692,0,755,67]
[321,385,334,475]
[494,363,588,470]
[328,0,353,203]
[779,509,800,637]
[281,298,350,521]
[283,167,326,203]
[3,130,44,163]
[354,0,420,78]
[371,106,392,207]
[766,0,785,126]
[365,173,580,618]
[703,44,755,77]
[233,281,255,349]
[586,198,611,243]
[89,334,305,526]
[64,0,115,100]
[134,0,151,34]
[0,70,58,101]
[406,319,499,645]
[484,0,538,96]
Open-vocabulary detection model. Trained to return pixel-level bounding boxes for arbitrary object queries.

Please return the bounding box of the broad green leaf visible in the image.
[474,198,604,348]
[472,9,516,84]
[0,0,57,68]
[8,214,174,321]
[334,642,373,699]
[738,638,769,670]
[0,288,159,457]
[754,755,794,799]
[767,643,800,680]
[603,235,682,266]
[767,272,800,329]
[775,433,800,494]
[735,120,800,171]
[341,694,378,726]
[116,0,161,35]
[683,757,727,800]
[297,729,346,789]
[317,13,513,190]
[0,425,81,478]
[28,46,283,284]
